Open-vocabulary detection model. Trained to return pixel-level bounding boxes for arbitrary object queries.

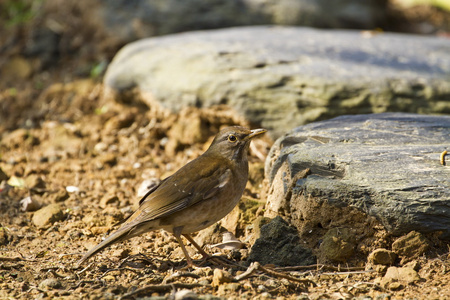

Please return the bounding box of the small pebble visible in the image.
[39,278,62,290]
[174,289,198,300]
[66,186,80,193]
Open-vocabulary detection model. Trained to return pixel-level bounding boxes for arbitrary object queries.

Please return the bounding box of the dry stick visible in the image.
[119,283,205,300]
[0,257,23,262]
[118,253,156,268]
[76,262,95,275]
[320,270,375,276]
[235,262,317,287]
[274,264,366,272]
[234,261,260,281]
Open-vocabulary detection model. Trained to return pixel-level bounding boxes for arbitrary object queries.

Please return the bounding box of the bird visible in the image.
[77,126,267,266]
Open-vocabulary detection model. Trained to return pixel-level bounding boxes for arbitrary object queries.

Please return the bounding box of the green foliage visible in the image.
[1,0,41,27]
[90,60,108,79]
[397,0,450,11]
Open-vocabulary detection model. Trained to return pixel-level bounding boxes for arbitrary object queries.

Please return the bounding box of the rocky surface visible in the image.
[95,0,387,43]
[265,113,450,240]
[104,26,450,138]
[248,216,316,266]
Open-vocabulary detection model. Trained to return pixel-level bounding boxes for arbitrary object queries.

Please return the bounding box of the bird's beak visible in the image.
[244,128,267,141]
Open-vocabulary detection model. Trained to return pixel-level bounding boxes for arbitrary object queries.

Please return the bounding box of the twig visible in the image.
[234,262,317,287]
[119,283,205,300]
[257,263,317,286]
[0,257,23,262]
[274,264,365,272]
[76,262,95,275]
[118,253,156,268]
[320,270,375,276]
[234,261,260,281]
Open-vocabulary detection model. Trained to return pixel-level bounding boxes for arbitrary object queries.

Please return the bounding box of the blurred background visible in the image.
[0,0,449,135]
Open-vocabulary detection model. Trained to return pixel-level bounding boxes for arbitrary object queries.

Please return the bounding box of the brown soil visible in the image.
[1,1,450,299]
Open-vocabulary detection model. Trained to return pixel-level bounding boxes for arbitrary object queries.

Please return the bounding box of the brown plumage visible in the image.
[77,126,266,266]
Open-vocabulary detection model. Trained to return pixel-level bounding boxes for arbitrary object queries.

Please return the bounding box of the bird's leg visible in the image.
[173,233,194,267]
[182,234,211,259]
[183,234,240,268]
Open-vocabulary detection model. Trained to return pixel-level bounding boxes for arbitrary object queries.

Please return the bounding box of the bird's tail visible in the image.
[77,225,136,266]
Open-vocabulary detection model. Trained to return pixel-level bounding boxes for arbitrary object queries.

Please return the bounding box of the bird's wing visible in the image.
[124,156,233,225]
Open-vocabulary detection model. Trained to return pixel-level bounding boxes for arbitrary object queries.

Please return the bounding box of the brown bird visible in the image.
[77,126,266,266]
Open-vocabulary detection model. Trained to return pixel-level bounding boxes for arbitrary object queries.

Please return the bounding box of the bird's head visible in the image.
[207,126,267,161]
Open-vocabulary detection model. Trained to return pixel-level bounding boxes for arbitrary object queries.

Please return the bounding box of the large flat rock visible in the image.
[95,0,387,43]
[264,113,450,238]
[104,26,450,138]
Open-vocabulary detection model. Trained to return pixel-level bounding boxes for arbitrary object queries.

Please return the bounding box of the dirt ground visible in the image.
[1,1,450,299]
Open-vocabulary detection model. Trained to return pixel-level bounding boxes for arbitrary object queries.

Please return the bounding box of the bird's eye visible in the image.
[227,134,237,143]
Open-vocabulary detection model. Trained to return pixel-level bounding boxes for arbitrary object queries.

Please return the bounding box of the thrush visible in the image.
[77,126,266,266]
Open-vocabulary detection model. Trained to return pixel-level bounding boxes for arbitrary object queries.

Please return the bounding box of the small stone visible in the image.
[381,266,420,287]
[102,275,116,281]
[39,278,62,290]
[111,248,131,260]
[49,189,70,203]
[94,142,108,154]
[66,186,80,193]
[319,228,356,262]
[387,281,403,291]
[100,194,119,208]
[257,285,267,292]
[20,196,41,212]
[392,231,431,263]
[212,269,233,286]
[104,112,135,131]
[368,248,397,265]
[375,264,388,274]
[174,289,198,300]
[97,153,117,167]
[404,260,420,271]
[32,204,65,228]
[25,174,46,189]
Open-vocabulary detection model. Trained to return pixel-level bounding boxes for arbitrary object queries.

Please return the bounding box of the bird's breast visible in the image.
[159,170,248,234]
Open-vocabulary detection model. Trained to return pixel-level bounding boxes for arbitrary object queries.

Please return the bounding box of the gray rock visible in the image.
[104,26,450,138]
[248,216,316,266]
[95,0,387,43]
[265,113,450,238]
